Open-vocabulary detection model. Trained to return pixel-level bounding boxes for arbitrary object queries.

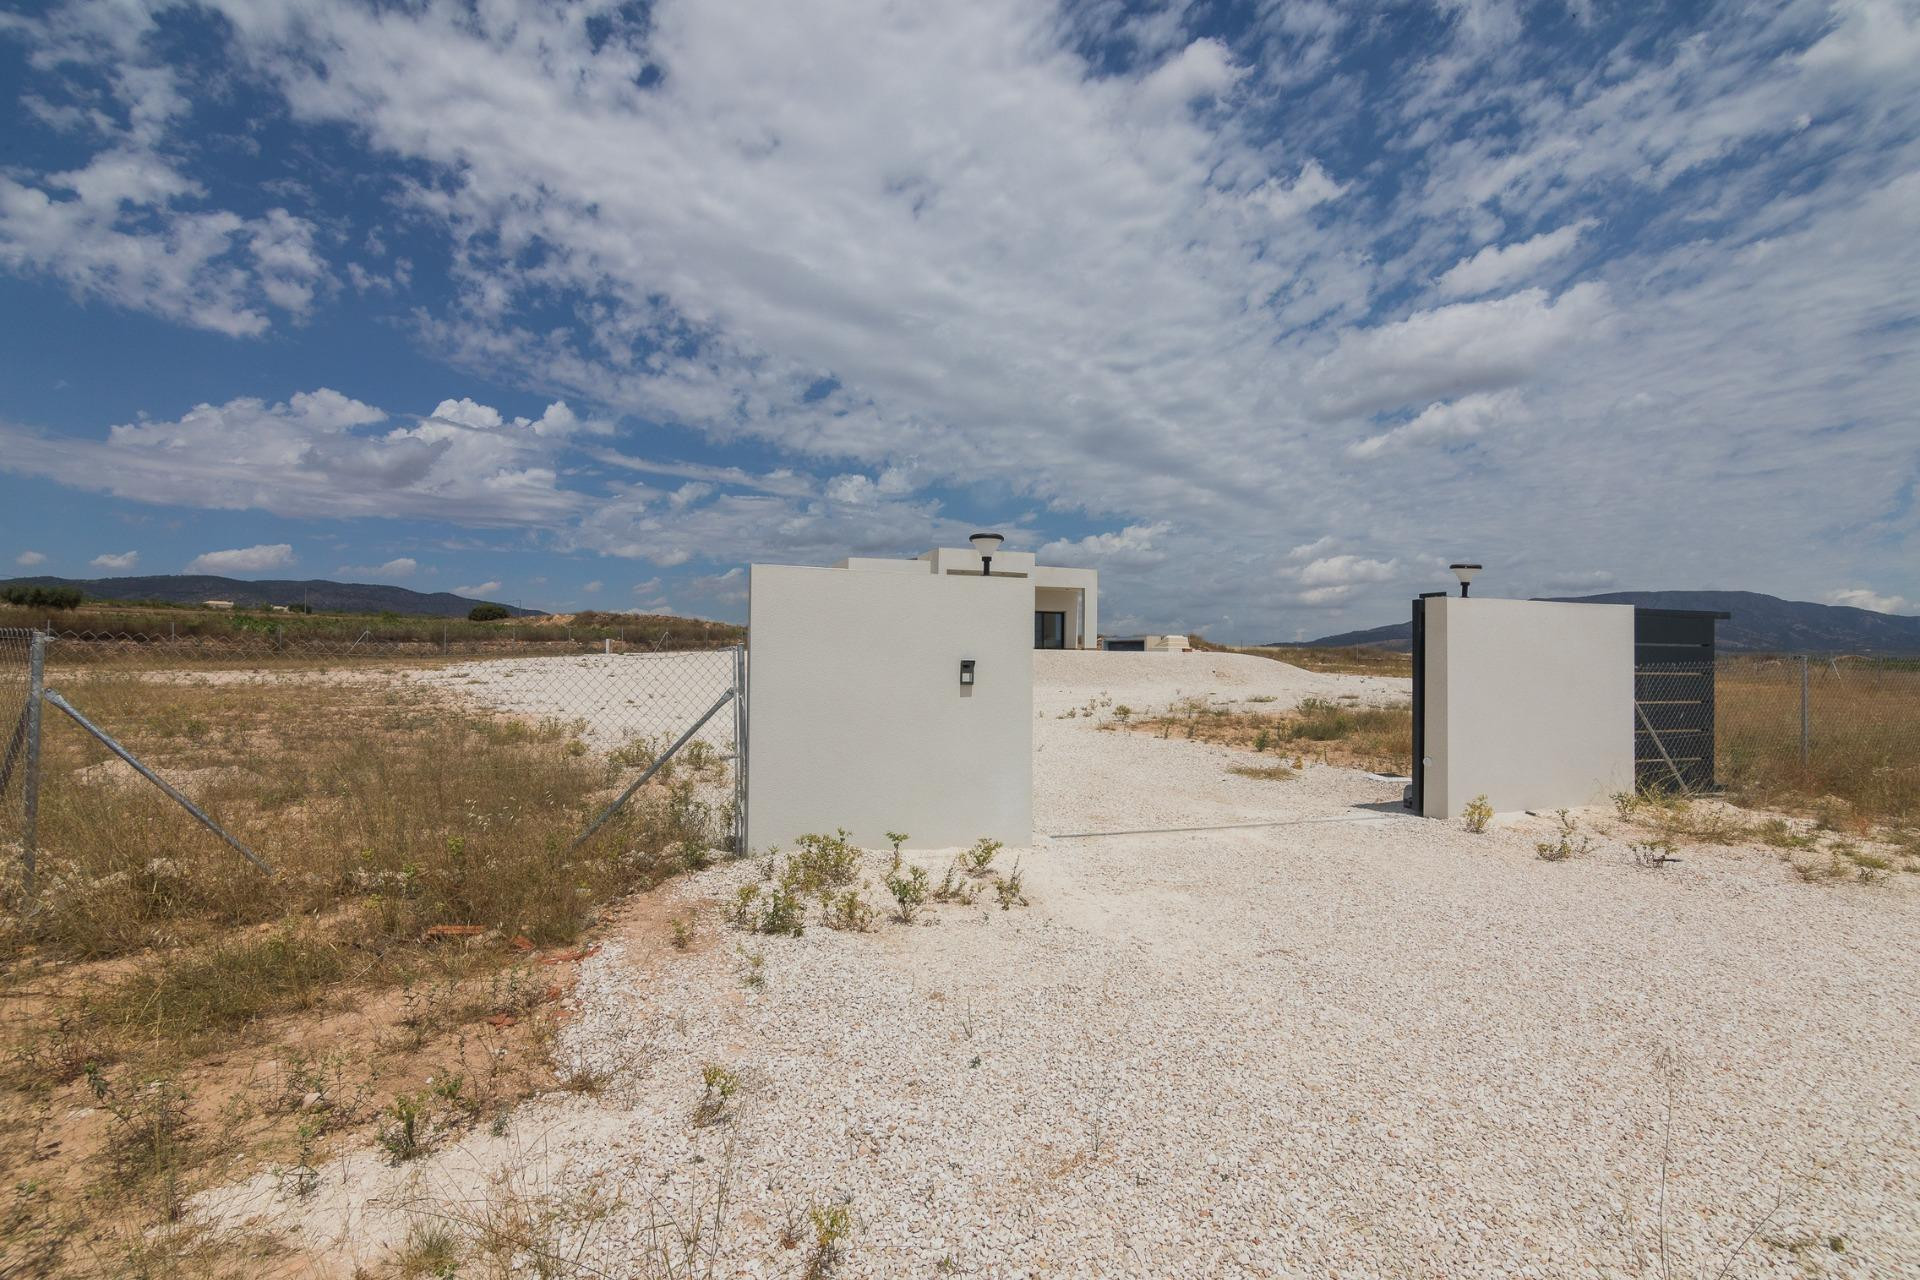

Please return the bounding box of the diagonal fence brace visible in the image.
[1635,700,1692,794]
[41,688,275,876]
[573,686,736,850]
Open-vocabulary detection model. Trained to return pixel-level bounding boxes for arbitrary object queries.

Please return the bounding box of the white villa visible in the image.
[837,546,1098,649]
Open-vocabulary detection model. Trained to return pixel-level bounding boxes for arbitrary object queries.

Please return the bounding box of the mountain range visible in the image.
[0,574,542,618]
[1283,591,1920,655]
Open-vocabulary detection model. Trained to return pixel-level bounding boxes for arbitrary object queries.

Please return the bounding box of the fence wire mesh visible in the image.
[0,629,32,851]
[1634,655,1920,823]
[9,631,746,900]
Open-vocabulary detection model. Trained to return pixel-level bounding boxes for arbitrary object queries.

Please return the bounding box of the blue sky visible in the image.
[1,0,1916,640]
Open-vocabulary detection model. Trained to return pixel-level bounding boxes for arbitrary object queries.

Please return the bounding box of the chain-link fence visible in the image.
[2,630,748,895]
[1638,654,1920,822]
[0,629,37,857]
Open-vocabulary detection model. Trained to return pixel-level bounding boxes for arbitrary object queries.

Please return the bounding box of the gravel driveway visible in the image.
[210,651,1920,1277]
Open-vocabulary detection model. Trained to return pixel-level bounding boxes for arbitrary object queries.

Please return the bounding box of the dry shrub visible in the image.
[1128,697,1412,774]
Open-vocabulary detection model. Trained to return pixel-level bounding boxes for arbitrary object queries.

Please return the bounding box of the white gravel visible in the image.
[208,651,1920,1277]
[415,650,741,751]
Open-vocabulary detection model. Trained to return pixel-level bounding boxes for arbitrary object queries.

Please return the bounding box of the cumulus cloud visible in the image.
[0,388,580,524]
[1434,221,1595,299]
[1348,390,1528,459]
[14,551,46,567]
[582,580,603,594]
[187,544,293,574]
[455,580,503,596]
[90,551,138,570]
[1293,555,1400,588]
[1825,587,1911,614]
[1,0,1915,638]
[1310,285,1610,420]
[1037,523,1173,570]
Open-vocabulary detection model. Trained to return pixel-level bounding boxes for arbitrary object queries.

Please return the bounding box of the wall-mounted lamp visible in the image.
[969,531,1004,577]
[1449,563,1482,597]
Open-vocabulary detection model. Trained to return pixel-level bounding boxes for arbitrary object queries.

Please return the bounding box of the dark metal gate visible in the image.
[1633,607,1727,792]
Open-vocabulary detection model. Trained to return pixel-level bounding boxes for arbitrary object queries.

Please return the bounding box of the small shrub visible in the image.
[670,914,696,951]
[823,890,876,932]
[379,1091,433,1163]
[1629,838,1679,868]
[695,1063,739,1125]
[735,945,766,990]
[961,838,1002,877]
[729,883,763,928]
[1462,795,1493,833]
[787,830,862,895]
[1757,818,1816,850]
[467,603,510,621]
[1535,811,1593,862]
[1252,728,1270,752]
[807,1202,853,1278]
[931,861,978,905]
[755,883,805,937]
[885,862,930,923]
[993,870,1028,910]
[1113,705,1132,722]
[1231,764,1294,781]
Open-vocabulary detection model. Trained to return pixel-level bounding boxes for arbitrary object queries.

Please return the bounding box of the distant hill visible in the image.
[0,574,540,618]
[1277,590,1920,655]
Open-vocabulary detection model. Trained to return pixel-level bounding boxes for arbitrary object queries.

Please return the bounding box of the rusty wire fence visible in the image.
[1,630,748,897]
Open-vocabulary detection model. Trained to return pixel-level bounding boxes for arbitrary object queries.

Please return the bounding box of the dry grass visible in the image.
[1715,657,1920,827]
[0,669,728,1275]
[1190,637,1411,678]
[1129,696,1413,774]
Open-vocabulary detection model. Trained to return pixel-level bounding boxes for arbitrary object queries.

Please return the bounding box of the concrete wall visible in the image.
[1421,597,1634,818]
[747,563,1033,850]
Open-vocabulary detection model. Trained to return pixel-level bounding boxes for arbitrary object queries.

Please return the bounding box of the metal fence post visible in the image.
[733,644,748,855]
[22,631,45,896]
[1799,654,1810,768]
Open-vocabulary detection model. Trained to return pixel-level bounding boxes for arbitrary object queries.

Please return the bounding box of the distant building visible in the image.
[270,605,291,613]
[837,546,1097,649]
[1101,634,1190,653]
[202,599,234,610]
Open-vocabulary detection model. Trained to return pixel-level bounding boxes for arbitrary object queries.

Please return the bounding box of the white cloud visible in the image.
[1310,285,1610,419]
[582,580,603,594]
[1825,587,1911,614]
[1294,555,1399,587]
[1434,220,1595,299]
[1037,522,1173,570]
[1348,389,1528,459]
[0,389,580,524]
[335,557,419,580]
[187,544,293,574]
[90,550,138,570]
[2,1,1916,640]
[14,551,45,567]
[455,580,503,596]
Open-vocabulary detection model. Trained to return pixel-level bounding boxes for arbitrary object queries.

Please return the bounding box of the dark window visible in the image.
[1034,611,1066,649]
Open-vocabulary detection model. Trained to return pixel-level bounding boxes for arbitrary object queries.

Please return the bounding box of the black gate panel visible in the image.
[1632,608,1726,792]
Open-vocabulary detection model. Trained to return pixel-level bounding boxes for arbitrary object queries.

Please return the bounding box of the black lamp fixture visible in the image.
[970,531,1004,577]
[1449,562,1482,597]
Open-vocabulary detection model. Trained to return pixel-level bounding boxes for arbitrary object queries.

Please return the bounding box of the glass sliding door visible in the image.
[1034,611,1067,649]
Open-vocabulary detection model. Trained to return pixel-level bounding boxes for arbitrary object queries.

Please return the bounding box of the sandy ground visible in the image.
[200,651,1920,1278]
